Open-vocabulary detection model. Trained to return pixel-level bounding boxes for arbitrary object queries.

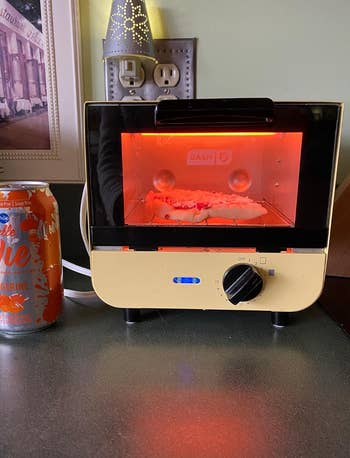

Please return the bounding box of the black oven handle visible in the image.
[155,98,274,127]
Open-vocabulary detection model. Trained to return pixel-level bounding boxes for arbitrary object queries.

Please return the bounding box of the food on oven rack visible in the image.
[146,189,267,223]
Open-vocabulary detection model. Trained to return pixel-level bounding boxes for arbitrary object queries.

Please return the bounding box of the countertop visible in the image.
[0,272,349,458]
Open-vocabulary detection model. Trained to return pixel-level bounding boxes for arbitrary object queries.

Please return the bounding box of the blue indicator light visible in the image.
[173,277,201,284]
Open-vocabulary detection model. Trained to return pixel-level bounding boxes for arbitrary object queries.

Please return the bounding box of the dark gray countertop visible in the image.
[0,274,349,458]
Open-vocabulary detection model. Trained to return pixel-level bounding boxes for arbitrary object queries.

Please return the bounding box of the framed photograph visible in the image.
[0,0,84,182]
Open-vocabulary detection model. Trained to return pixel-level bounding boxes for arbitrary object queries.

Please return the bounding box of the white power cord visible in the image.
[62,259,91,277]
[63,289,97,300]
[63,183,98,302]
[79,182,90,253]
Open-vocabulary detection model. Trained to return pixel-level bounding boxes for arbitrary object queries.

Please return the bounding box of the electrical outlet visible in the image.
[154,64,180,88]
[121,96,143,101]
[105,38,196,101]
[119,59,145,88]
[156,95,178,101]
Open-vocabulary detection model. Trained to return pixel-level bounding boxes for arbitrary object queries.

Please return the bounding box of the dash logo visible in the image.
[187,149,232,166]
[0,214,9,224]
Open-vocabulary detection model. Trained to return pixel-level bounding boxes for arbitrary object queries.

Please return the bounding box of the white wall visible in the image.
[80,0,350,182]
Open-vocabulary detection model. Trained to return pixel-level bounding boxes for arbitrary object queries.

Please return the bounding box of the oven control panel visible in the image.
[91,250,327,312]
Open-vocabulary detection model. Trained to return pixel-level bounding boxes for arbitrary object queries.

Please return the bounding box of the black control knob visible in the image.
[223,264,263,305]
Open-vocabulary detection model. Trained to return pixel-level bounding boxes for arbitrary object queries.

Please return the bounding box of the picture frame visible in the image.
[0,0,84,182]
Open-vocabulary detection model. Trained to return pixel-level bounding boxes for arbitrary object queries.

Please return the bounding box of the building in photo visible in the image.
[0,0,47,120]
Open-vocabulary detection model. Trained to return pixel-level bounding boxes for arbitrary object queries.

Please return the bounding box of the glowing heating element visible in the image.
[141,132,278,137]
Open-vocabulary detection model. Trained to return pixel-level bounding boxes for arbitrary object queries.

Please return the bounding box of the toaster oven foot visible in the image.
[123,309,141,324]
[271,312,289,328]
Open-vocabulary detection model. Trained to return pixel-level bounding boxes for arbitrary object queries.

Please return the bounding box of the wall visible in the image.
[80,0,350,182]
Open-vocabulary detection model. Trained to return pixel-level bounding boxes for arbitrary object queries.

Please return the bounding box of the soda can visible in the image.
[0,182,63,335]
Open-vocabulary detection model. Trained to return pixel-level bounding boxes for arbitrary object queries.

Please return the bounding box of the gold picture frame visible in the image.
[0,0,84,182]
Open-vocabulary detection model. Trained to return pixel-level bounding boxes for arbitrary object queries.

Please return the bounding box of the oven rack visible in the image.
[124,199,293,227]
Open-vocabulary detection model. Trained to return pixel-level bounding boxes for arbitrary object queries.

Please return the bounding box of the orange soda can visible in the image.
[0,182,63,335]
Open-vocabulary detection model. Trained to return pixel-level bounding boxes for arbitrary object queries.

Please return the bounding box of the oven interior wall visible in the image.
[121,132,303,226]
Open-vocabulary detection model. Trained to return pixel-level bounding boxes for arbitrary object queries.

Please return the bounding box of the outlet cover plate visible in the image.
[104,38,197,101]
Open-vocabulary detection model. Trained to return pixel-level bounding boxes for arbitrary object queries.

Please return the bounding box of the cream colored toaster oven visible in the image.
[84,99,343,326]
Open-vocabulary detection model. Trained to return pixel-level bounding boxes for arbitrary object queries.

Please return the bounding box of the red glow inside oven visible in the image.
[121,132,303,227]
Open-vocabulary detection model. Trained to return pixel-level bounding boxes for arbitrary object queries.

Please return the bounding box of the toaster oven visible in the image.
[85,99,343,326]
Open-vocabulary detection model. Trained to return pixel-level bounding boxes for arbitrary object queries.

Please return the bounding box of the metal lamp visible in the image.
[103,0,157,62]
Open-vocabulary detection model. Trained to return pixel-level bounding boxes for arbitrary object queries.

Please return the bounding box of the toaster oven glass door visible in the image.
[85,100,342,251]
[121,131,303,228]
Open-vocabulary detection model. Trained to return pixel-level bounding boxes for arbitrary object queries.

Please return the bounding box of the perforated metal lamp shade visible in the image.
[103,0,156,61]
